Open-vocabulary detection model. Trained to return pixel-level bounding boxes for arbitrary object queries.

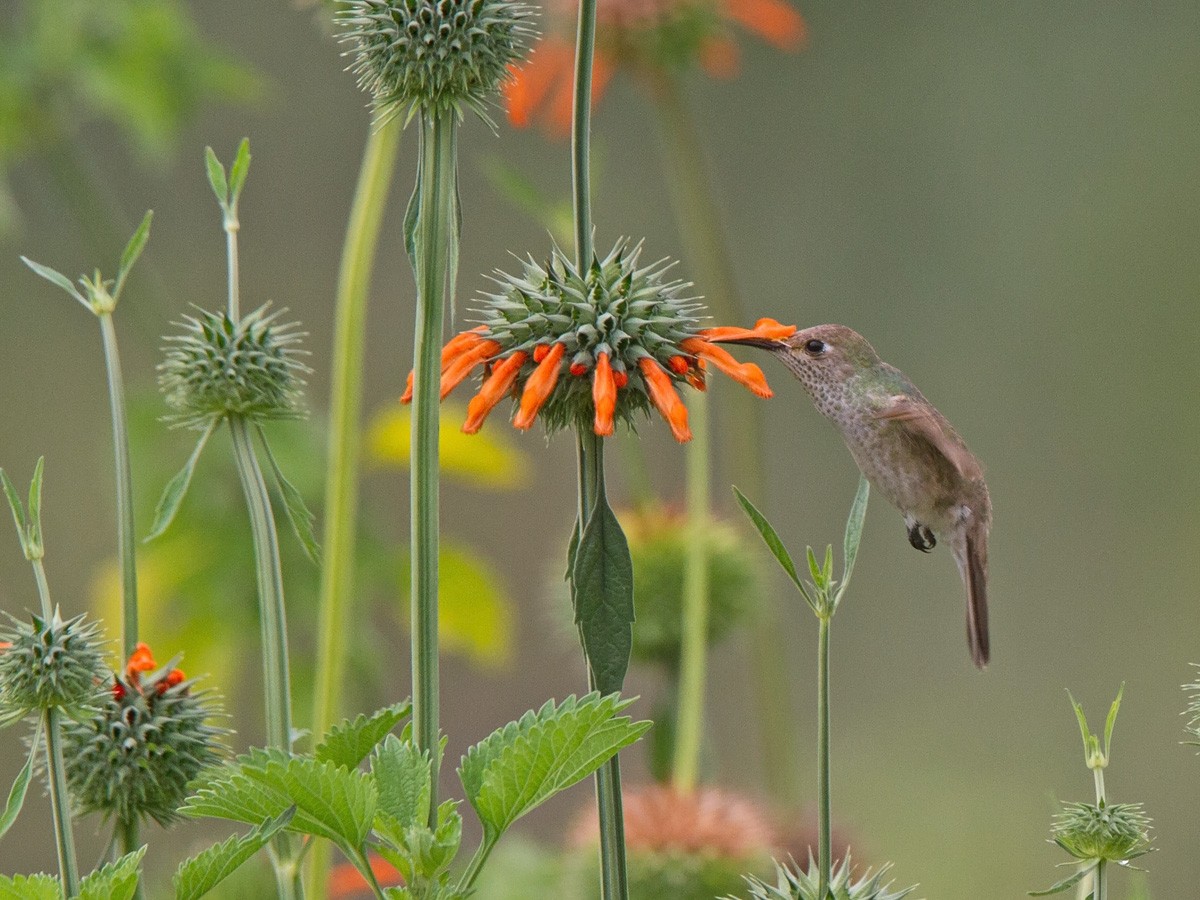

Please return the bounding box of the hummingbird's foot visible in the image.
[907,521,936,552]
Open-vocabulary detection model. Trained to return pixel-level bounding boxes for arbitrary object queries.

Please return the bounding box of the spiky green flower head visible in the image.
[339,0,535,121]
[730,853,916,900]
[1050,801,1153,862]
[625,505,762,666]
[158,304,309,429]
[0,610,106,722]
[64,646,225,826]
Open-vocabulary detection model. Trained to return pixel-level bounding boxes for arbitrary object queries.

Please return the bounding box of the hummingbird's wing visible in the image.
[873,395,983,482]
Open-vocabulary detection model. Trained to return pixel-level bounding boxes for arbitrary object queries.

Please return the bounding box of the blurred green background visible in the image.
[1,0,1199,896]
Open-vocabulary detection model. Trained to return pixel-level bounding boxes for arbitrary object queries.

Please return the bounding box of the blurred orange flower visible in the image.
[505,0,806,133]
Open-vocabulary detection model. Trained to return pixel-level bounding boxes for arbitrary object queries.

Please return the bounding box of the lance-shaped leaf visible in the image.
[1028,862,1095,896]
[458,693,650,843]
[835,474,870,606]
[734,485,817,613]
[173,807,295,900]
[20,258,88,309]
[0,873,60,899]
[205,146,229,208]
[228,139,252,209]
[571,496,634,695]
[0,720,41,839]
[316,700,413,770]
[78,847,145,900]
[145,422,216,541]
[257,427,320,563]
[113,210,153,302]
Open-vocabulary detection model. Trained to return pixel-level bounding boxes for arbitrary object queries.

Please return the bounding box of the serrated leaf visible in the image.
[459,693,650,842]
[734,486,802,589]
[370,734,430,827]
[145,422,215,542]
[241,756,377,850]
[112,210,153,301]
[20,257,88,308]
[836,475,870,604]
[205,147,228,206]
[173,807,295,900]
[316,700,412,770]
[78,847,145,900]
[0,873,60,900]
[571,496,634,695]
[0,720,41,839]
[1029,863,1094,896]
[228,139,251,207]
[257,427,319,563]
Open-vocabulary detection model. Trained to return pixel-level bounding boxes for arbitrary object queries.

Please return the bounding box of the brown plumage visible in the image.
[714,324,992,668]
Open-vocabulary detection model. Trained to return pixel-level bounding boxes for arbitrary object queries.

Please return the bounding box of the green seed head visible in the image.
[735,853,915,900]
[1050,801,1153,862]
[64,665,225,826]
[158,304,309,429]
[478,241,703,434]
[339,0,535,121]
[0,611,107,721]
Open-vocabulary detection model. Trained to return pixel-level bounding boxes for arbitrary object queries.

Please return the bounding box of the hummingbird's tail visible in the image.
[964,527,989,668]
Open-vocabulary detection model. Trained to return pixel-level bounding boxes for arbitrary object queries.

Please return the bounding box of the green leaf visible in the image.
[1029,863,1094,896]
[242,755,377,851]
[836,474,870,604]
[173,807,295,900]
[0,720,41,839]
[315,700,413,770]
[1104,683,1125,760]
[370,734,430,827]
[733,486,806,592]
[459,693,650,842]
[447,152,462,321]
[256,427,320,563]
[228,139,252,208]
[565,516,579,582]
[78,847,145,900]
[113,210,153,301]
[571,495,634,695]
[1069,691,1098,764]
[145,422,216,542]
[806,546,823,590]
[205,146,228,207]
[0,468,28,557]
[0,873,60,899]
[26,457,43,555]
[20,257,88,309]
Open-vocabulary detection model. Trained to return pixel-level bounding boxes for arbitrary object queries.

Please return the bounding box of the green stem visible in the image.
[571,0,597,266]
[576,434,630,900]
[410,110,457,825]
[223,208,241,320]
[44,709,79,899]
[29,561,78,898]
[650,69,802,805]
[309,115,403,900]
[817,615,832,897]
[228,416,303,900]
[672,392,709,790]
[1092,767,1106,900]
[455,836,499,895]
[98,314,138,660]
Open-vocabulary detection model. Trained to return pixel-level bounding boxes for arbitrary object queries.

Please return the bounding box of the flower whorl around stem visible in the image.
[1050,801,1153,863]
[406,240,791,441]
[0,611,107,722]
[339,0,535,121]
[158,304,309,429]
[64,643,225,826]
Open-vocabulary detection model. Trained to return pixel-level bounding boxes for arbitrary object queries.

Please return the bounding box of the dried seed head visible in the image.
[0,611,107,721]
[339,0,535,121]
[158,304,309,429]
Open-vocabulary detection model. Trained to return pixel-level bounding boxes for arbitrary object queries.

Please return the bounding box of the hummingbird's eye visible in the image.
[804,339,827,355]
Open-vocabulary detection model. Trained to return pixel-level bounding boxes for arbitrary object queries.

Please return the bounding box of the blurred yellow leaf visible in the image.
[367,403,530,490]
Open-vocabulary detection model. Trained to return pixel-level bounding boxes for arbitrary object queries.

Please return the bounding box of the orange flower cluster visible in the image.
[506,0,807,133]
[403,318,794,442]
[113,642,186,700]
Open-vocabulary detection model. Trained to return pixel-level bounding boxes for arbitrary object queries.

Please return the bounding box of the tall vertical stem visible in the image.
[98,314,138,661]
[672,393,709,790]
[571,0,597,265]
[411,111,457,825]
[309,116,402,900]
[817,615,832,897]
[223,210,241,320]
[650,72,801,803]
[1092,768,1107,900]
[228,417,303,900]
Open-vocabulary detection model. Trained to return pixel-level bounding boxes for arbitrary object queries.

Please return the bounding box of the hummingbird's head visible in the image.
[710,323,882,383]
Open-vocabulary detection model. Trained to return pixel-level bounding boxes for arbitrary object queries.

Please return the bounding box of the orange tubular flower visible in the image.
[400,326,488,402]
[513,342,566,429]
[638,357,691,443]
[592,352,617,436]
[696,317,796,343]
[681,337,773,399]
[125,642,156,681]
[463,351,528,433]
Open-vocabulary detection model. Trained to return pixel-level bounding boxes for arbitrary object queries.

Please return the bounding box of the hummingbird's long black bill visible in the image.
[705,335,785,350]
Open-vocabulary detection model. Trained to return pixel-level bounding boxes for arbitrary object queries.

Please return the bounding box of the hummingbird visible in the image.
[712,324,992,668]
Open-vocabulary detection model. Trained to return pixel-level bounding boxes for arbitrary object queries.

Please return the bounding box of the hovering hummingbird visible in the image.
[713,324,992,668]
